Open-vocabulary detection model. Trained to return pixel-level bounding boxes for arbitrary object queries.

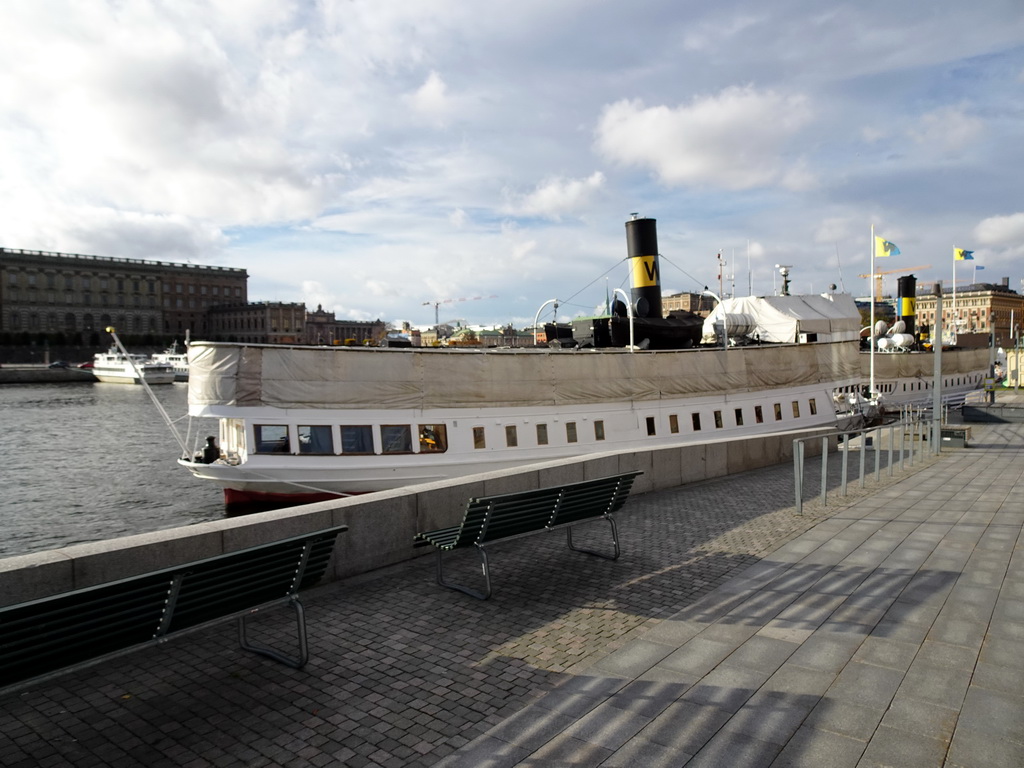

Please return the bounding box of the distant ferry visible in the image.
[151,342,189,382]
[93,349,175,385]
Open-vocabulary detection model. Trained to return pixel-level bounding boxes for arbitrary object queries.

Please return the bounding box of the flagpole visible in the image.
[952,249,957,344]
[869,224,875,397]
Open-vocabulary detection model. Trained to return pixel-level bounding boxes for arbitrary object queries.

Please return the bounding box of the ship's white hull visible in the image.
[93,351,176,385]
[150,352,189,382]
[180,340,861,506]
[862,348,990,409]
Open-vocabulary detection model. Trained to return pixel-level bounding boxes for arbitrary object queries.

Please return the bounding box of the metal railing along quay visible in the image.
[793,407,935,515]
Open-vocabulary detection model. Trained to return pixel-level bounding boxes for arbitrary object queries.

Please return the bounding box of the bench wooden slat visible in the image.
[0,575,175,684]
[478,488,564,543]
[0,525,347,693]
[414,472,641,599]
[551,475,638,526]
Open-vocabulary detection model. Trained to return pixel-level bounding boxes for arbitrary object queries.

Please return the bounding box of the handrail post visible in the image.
[840,432,849,496]
[898,421,905,472]
[908,417,915,467]
[793,439,804,515]
[887,424,894,477]
[820,436,829,506]
[874,426,881,482]
[859,429,867,488]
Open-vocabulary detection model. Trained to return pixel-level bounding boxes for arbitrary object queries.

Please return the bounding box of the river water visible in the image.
[0,382,226,558]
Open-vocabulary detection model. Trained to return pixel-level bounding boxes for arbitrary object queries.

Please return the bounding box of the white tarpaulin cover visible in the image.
[702,293,861,344]
[188,340,861,411]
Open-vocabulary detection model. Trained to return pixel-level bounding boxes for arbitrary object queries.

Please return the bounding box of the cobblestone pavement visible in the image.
[0,435,944,768]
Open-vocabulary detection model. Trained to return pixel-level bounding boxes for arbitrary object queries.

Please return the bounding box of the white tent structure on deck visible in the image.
[702,293,861,345]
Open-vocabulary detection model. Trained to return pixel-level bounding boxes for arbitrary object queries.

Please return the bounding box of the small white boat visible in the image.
[92,349,176,385]
[151,342,189,382]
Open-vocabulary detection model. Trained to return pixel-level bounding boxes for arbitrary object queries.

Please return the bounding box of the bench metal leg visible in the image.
[237,596,309,669]
[435,547,492,600]
[566,515,620,561]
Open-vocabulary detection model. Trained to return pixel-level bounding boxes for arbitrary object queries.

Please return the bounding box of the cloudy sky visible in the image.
[2,1,1023,329]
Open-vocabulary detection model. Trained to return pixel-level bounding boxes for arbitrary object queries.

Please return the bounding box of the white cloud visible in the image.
[594,86,813,190]
[975,212,1024,245]
[408,71,450,121]
[504,172,606,219]
[908,106,984,154]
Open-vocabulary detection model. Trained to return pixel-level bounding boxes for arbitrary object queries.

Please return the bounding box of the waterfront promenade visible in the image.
[1,401,1022,767]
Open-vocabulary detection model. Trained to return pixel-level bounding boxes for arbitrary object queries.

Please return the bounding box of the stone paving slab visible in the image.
[437,420,1024,768]
[0,414,1019,767]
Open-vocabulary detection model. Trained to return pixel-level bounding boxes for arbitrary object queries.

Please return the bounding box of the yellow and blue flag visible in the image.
[954,248,974,261]
[874,236,900,258]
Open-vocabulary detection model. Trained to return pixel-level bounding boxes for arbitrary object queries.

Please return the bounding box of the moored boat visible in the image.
[151,342,189,382]
[179,216,865,509]
[92,349,176,385]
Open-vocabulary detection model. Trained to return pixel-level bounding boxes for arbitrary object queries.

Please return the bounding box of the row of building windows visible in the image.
[6,273,155,291]
[7,270,243,298]
[6,311,159,332]
[7,288,160,307]
[248,399,820,457]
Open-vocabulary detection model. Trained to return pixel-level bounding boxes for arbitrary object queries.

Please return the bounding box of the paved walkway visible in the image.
[1,409,1021,767]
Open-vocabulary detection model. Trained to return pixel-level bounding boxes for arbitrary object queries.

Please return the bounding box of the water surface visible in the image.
[0,382,224,557]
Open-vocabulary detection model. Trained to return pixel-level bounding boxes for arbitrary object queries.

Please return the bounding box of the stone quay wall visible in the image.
[0,428,832,607]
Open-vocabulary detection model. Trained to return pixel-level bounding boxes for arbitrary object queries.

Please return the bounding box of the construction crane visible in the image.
[857,265,931,297]
[422,295,497,327]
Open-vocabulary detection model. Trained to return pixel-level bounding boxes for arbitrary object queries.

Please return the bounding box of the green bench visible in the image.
[414,472,641,599]
[0,525,347,694]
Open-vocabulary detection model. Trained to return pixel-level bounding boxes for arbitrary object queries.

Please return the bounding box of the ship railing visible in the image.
[792,408,935,515]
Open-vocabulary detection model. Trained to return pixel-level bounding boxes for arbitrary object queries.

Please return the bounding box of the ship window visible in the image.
[298,425,333,454]
[473,427,486,449]
[381,425,412,453]
[254,424,289,453]
[505,425,518,447]
[645,417,656,436]
[809,398,817,415]
[735,408,744,427]
[754,405,764,424]
[536,423,548,445]
[774,403,783,421]
[669,414,679,434]
[713,410,723,429]
[418,424,448,453]
[566,422,578,443]
[792,401,800,418]
[340,425,373,453]
[692,413,701,431]
[594,420,605,441]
